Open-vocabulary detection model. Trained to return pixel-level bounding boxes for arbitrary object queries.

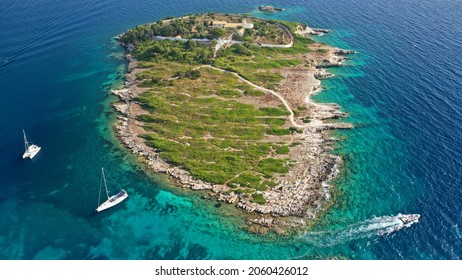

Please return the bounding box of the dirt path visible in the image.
[195,65,307,128]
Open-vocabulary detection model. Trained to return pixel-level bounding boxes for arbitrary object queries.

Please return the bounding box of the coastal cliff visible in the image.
[112,14,354,233]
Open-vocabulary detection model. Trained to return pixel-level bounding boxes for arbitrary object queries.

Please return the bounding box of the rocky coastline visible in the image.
[112,22,354,233]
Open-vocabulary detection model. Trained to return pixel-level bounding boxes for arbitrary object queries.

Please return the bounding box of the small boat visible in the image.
[22,129,41,159]
[398,213,420,225]
[95,167,128,212]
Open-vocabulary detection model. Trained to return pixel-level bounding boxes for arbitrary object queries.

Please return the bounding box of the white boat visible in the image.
[398,213,420,225]
[95,167,128,212]
[22,129,41,159]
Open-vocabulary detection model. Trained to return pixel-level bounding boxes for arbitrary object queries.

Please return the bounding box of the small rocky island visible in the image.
[258,6,285,12]
[113,13,354,233]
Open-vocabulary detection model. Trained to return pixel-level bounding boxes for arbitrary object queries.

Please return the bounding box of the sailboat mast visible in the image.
[102,167,110,199]
[98,170,103,207]
[23,129,29,150]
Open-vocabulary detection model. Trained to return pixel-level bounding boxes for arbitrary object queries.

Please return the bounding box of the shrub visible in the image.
[251,193,267,205]
[256,158,289,174]
[276,145,290,154]
[266,127,291,136]
[259,107,290,116]
[289,127,303,134]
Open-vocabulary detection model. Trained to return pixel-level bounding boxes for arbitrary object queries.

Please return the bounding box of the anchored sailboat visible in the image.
[22,129,41,159]
[96,167,128,212]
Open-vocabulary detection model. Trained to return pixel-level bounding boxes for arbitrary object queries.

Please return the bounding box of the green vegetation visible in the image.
[302,117,310,123]
[266,127,291,136]
[212,32,315,88]
[238,83,265,96]
[135,66,291,189]
[117,14,317,204]
[289,127,303,134]
[174,69,201,79]
[214,42,304,88]
[256,158,289,176]
[263,118,286,126]
[119,13,295,47]
[259,107,290,116]
[229,171,266,190]
[251,193,267,205]
[270,19,301,34]
[276,145,290,154]
[131,39,213,64]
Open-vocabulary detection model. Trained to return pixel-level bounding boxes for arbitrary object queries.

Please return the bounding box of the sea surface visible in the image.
[0,0,461,259]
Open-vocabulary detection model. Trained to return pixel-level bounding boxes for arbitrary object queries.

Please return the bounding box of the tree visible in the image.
[244,29,254,37]
[188,17,197,25]
[160,25,175,37]
[233,44,252,56]
[186,40,198,50]
[178,27,190,36]
[210,28,226,39]
[196,25,205,33]
[233,33,243,41]
[151,24,161,35]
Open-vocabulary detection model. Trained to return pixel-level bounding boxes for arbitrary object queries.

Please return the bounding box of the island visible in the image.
[112,13,354,233]
[258,6,285,12]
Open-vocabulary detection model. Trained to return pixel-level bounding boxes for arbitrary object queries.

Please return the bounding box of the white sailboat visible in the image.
[22,129,41,159]
[95,167,128,212]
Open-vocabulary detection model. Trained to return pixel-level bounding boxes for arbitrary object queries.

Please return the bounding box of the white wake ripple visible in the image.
[300,214,419,247]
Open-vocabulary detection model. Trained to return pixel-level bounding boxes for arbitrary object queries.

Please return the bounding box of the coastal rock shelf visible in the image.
[112,13,354,233]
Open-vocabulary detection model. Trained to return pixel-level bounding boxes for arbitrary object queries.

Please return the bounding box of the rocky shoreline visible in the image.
[112,24,354,233]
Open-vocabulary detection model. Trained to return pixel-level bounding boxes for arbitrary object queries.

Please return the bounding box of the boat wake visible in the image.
[299,214,420,247]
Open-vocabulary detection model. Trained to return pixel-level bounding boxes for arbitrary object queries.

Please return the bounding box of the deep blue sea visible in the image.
[1,0,461,259]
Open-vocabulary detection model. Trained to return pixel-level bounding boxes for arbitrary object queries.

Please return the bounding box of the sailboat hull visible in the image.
[95,189,128,212]
[23,145,41,159]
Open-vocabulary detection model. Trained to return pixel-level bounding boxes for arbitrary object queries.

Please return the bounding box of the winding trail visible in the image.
[195,64,306,128]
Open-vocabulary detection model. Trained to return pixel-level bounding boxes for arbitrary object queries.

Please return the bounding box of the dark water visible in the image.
[0,0,461,259]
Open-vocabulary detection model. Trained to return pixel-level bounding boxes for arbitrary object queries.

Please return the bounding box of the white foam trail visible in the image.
[300,214,419,247]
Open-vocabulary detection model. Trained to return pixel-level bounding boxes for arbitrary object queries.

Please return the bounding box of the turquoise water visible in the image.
[1,0,461,259]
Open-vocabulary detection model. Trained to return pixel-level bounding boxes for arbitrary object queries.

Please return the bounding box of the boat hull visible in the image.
[398,213,420,225]
[95,189,128,212]
[23,145,41,159]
